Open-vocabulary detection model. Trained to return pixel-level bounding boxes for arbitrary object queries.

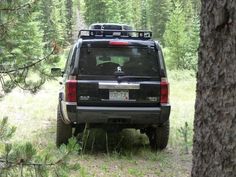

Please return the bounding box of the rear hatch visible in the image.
[76,40,161,107]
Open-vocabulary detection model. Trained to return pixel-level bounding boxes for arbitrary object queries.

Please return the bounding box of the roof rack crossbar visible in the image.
[78,29,152,39]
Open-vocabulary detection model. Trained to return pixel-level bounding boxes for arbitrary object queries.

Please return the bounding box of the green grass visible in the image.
[0,81,58,143]
[0,69,196,176]
[168,70,196,151]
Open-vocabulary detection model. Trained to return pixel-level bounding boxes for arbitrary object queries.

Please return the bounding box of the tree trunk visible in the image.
[192,1,236,177]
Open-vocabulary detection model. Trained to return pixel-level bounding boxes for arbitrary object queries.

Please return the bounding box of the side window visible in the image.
[69,46,77,70]
[155,41,166,77]
[64,45,77,75]
[158,49,167,77]
[64,48,73,74]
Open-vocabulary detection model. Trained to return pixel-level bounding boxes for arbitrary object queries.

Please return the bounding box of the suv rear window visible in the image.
[78,47,159,76]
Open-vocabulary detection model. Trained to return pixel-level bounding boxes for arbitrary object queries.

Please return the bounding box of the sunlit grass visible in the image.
[168,70,196,150]
[0,81,58,142]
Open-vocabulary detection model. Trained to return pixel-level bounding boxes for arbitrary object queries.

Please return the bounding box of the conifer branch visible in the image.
[0,47,56,74]
[0,0,38,11]
[0,141,78,170]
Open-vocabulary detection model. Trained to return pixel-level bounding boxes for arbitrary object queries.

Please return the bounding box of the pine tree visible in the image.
[0,0,77,94]
[140,0,148,29]
[164,0,199,70]
[37,0,67,47]
[66,0,74,42]
[128,0,140,28]
[117,0,133,24]
[147,0,171,43]
[83,0,107,25]
[185,15,200,71]
[164,1,187,69]
[191,0,201,15]
[106,0,121,23]
[0,118,80,176]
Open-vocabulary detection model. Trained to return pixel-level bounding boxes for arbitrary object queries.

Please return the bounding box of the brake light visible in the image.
[109,41,129,46]
[66,80,77,102]
[160,81,169,104]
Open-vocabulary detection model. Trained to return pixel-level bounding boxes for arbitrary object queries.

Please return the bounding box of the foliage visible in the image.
[0,0,79,95]
[164,1,199,70]
[178,122,192,153]
[167,69,196,81]
[0,117,16,142]
[147,0,171,42]
[164,2,188,69]
[82,0,145,29]
[0,117,81,177]
[83,0,107,25]
[81,0,200,71]
[0,0,200,95]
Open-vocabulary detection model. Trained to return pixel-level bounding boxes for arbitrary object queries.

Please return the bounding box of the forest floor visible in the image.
[0,70,195,177]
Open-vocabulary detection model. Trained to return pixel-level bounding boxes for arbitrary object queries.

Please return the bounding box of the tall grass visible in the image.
[168,70,196,151]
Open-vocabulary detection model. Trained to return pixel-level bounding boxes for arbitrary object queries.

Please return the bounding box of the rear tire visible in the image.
[56,106,72,147]
[147,120,169,150]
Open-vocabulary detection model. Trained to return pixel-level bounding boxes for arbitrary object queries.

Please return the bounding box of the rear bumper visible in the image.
[66,104,171,125]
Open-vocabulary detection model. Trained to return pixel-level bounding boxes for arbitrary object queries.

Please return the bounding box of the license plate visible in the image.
[109,90,129,101]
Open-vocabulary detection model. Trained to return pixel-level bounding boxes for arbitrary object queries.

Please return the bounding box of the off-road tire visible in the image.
[56,106,72,147]
[147,120,169,150]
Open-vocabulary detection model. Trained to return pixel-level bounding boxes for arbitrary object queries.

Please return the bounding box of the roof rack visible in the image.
[78,29,152,40]
[89,23,133,31]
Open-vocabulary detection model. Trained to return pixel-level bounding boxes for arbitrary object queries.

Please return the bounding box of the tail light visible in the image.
[109,41,129,46]
[160,80,169,104]
[65,80,77,102]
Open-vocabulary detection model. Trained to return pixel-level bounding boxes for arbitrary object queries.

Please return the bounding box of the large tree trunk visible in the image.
[192,1,236,177]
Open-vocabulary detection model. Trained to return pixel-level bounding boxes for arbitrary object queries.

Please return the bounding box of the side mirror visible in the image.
[51,67,63,77]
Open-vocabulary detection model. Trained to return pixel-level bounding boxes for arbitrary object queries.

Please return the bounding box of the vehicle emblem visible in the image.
[117,66,122,72]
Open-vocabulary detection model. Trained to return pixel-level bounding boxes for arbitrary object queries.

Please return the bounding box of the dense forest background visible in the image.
[82,0,200,70]
[80,0,200,72]
[0,0,200,95]
[0,0,80,94]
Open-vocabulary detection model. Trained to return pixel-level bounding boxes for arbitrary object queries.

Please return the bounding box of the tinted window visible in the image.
[78,47,159,76]
[64,48,73,72]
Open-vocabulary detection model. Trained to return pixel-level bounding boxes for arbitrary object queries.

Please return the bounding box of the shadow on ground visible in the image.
[29,123,151,155]
[77,129,150,154]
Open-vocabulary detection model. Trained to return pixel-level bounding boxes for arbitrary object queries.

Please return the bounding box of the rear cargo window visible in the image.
[78,47,159,76]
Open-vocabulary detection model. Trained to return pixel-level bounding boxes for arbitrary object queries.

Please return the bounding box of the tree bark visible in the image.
[192,1,236,177]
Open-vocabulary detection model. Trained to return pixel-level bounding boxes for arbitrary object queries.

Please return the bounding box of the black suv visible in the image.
[55,24,171,150]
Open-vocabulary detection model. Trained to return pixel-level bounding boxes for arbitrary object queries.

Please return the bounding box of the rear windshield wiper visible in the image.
[117,76,154,82]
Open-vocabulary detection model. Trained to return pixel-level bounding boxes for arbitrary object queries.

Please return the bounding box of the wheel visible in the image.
[147,120,170,150]
[56,105,72,147]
